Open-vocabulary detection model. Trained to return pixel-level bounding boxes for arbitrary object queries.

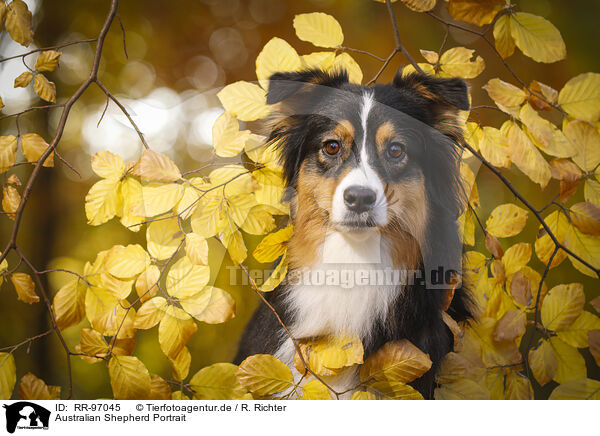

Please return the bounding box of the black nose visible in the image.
[343,186,376,213]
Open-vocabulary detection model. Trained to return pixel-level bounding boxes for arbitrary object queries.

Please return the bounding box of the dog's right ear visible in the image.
[267,69,349,104]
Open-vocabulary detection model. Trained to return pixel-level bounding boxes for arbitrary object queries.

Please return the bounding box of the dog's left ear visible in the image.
[393,72,470,111]
[267,69,349,105]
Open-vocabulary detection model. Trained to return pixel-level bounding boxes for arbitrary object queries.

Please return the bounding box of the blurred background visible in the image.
[0,0,598,399]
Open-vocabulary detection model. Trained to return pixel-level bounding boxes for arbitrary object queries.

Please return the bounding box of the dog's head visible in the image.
[267,69,468,273]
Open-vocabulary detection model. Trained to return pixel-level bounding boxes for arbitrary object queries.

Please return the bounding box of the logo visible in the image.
[3,402,51,434]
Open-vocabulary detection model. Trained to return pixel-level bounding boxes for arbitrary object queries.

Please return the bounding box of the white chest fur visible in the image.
[274,230,402,397]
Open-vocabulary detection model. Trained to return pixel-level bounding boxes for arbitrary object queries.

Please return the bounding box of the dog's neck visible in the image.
[283,229,402,342]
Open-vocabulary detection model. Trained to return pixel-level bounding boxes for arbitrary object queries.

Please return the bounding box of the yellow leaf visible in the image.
[85,178,121,225]
[0,353,16,400]
[133,149,181,182]
[300,380,332,400]
[255,37,301,89]
[18,373,60,400]
[236,354,294,396]
[493,309,526,342]
[392,0,436,13]
[368,381,424,400]
[300,51,336,70]
[332,53,363,84]
[217,81,271,122]
[253,225,293,263]
[5,0,33,46]
[108,355,151,400]
[185,233,208,265]
[458,208,475,246]
[541,283,584,331]
[138,183,183,217]
[239,204,276,235]
[483,78,526,110]
[564,224,600,277]
[504,371,533,400]
[563,120,600,172]
[419,49,439,64]
[180,287,236,324]
[79,328,109,356]
[486,203,528,238]
[21,133,53,167]
[53,279,86,330]
[209,165,255,196]
[14,71,32,88]
[293,13,343,48]
[33,74,56,103]
[558,72,600,122]
[296,335,363,376]
[506,121,551,187]
[85,286,134,337]
[158,306,197,359]
[211,112,250,157]
[2,185,20,218]
[221,228,247,265]
[589,330,600,367]
[556,311,600,348]
[585,179,600,207]
[529,339,557,386]
[549,378,600,400]
[134,297,168,329]
[91,150,125,180]
[350,390,377,400]
[0,135,18,173]
[190,195,223,238]
[434,379,489,400]
[170,346,191,381]
[259,252,288,292]
[534,211,568,268]
[134,264,160,302]
[519,104,575,158]
[549,337,586,384]
[166,256,210,299]
[447,0,504,26]
[118,176,144,230]
[438,47,485,79]
[10,272,38,304]
[571,202,600,236]
[360,340,431,384]
[105,244,150,279]
[171,391,190,400]
[493,14,515,58]
[509,12,566,63]
[146,217,181,260]
[190,363,248,400]
[35,50,62,72]
[149,374,171,400]
[502,243,531,276]
[478,126,510,168]
[175,177,206,220]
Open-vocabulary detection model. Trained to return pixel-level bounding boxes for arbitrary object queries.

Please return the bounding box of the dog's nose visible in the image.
[343,186,376,213]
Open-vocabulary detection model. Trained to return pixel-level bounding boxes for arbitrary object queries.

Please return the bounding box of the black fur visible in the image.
[235,69,474,399]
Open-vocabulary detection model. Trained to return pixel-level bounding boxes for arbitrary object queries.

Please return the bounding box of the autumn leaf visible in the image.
[217,81,271,121]
[35,50,62,72]
[293,13,343,48]
[509,12,566,63]
[133,149,182,182]
[108,355,151,400]
[0,135,18,173]
[486,203,528,238]
[190,363,249,400]
[10,272,39,304]
[5,0,33,46]
[558,73,600,122]
[21,133,54,167]
[447,0,504,26]
[18,373,60,400]
[236,354,294,396]
[360,340,431,384]
[14,71,33,88]
[33,74,56,103]
[255,37,301,89]
[0,353,17,400]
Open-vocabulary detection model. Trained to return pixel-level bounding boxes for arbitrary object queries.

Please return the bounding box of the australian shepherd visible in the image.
[234,69,474,399]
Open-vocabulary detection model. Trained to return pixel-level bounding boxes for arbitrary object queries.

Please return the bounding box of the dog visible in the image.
[234,69,474,399]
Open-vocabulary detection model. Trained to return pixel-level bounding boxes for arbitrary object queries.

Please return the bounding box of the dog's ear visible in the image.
[267,69,349,105]
[393,72,470,111]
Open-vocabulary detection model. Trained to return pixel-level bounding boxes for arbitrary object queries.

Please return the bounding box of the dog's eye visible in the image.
[323,140,341,156]
[388,142,406,159]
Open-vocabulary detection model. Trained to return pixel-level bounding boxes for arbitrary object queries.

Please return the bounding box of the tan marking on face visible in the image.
[333,120,355,144]
[381,172,428,269]
[375,121,396,151]
[288,163,352,267]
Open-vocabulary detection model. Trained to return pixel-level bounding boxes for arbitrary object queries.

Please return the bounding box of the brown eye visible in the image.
[388,142,406,159]
[323,140,341,156]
